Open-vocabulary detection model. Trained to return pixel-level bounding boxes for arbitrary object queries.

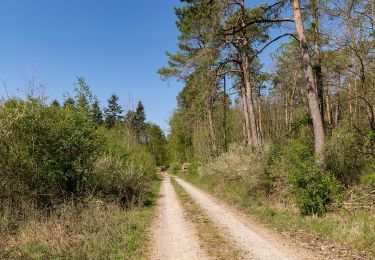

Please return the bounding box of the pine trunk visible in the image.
[292,0,325,164]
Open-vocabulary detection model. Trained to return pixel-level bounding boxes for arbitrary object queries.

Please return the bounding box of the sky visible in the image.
[0,0,288,132]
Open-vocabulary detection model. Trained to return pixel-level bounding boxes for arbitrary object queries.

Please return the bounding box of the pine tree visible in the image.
[51,99,60,107]
[104,93,123,129]
[91,99,103,125]
[134,101,146,136]
[63,97,75,108]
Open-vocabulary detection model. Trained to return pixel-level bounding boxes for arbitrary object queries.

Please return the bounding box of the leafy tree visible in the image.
[74,76,94,111]
[145,123,168,165]
[104,93,123,129]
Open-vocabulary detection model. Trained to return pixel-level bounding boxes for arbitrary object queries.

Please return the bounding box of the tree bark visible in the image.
[311,0,324,122]
[242,52,260,147]
[241,84,252,146]
[223,75,228,151]
[292,0,325,164]
[206,98,217,155]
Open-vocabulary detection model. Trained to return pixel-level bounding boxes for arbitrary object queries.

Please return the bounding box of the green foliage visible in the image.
[144,123,168,166]
[0,97,103,204]
[187,162,200,176]
[0,92,162,209]
[74,76,94,111]
[93,143,156,206]
[134,101,146,135]
[91,98,103,125]
[325,120,364,185]
[104,93,123,129]
[361,173,375,189]
[170,162,181,175]
[285,139,341,216]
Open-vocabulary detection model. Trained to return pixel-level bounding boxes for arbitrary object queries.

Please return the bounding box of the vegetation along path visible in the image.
[152,173,316,260]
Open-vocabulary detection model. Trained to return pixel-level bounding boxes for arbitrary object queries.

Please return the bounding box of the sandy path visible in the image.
[176,177,313,260]
[151,174,208,260]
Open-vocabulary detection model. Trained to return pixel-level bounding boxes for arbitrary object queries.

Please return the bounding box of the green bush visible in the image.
[361,173,375,189]
[170,162,181,175]
[0,97,157,208]
[187,162,200,176]
[0,98,103,204]
[286,139,341,216]
[325,121,364,185]
[93,127,156,206]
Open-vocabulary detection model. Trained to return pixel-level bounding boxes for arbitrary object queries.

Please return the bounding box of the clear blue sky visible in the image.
[0,0,286,131]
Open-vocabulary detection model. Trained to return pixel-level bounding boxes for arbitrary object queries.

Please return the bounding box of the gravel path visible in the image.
[151,174,208,260]
[175,177,313,260]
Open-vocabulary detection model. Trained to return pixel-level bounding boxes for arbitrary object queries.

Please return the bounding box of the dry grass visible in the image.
[0,180,161,259]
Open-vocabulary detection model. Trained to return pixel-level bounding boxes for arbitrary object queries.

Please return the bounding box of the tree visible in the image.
[74,76,93,111]
[104,93,123,129]
[134,101,146,135]
[50,99,60,107]
[145,123,168,165]
[91,99,103,125]
[63,97,75,108]
[292,0,325,164]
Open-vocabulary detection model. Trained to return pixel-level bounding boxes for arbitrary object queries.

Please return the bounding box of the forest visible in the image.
[0,0,374,259]
[161,0,374,257]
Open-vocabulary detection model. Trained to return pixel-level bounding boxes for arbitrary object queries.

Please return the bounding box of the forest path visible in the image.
[174,176,316,260]
[151,174,208,260]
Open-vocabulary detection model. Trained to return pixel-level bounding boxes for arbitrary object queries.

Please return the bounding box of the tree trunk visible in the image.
[348,79,353,126]
[256,94,263,142]
[292,0,325,164]
[223,75,228,151]
[326,93,332,126]
[241,84,252,146]
[242,53,260,147]
[206,100,217,155]
[311,0,324,122]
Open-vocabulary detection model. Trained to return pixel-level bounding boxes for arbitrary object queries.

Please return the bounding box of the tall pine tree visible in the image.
[104,93,123,129]
[91,99,103,125]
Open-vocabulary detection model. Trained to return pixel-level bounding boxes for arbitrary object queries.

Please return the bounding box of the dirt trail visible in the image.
[151,174,208,260]
[175,177,315,260]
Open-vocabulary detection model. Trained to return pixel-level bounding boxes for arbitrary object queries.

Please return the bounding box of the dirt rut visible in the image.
[151,175,208,260]
[176,177,313,260]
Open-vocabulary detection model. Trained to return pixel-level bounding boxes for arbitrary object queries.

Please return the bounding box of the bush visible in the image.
[187,162,200,176]
[170,162,181,175]
[285,139,341,216]
[0,98,158,208]
[93,127,156,207]
[196,144,276,198]
[325,121,364,185]
[0,98,103,204]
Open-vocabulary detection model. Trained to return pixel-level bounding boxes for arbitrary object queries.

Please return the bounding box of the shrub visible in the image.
[197,144,277,197]
[0,98,103,204]
[187,162,200,176]
[93,128,156,207]
[285,139,341,216]
[170,162,181,175]
[325,121,364,185]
